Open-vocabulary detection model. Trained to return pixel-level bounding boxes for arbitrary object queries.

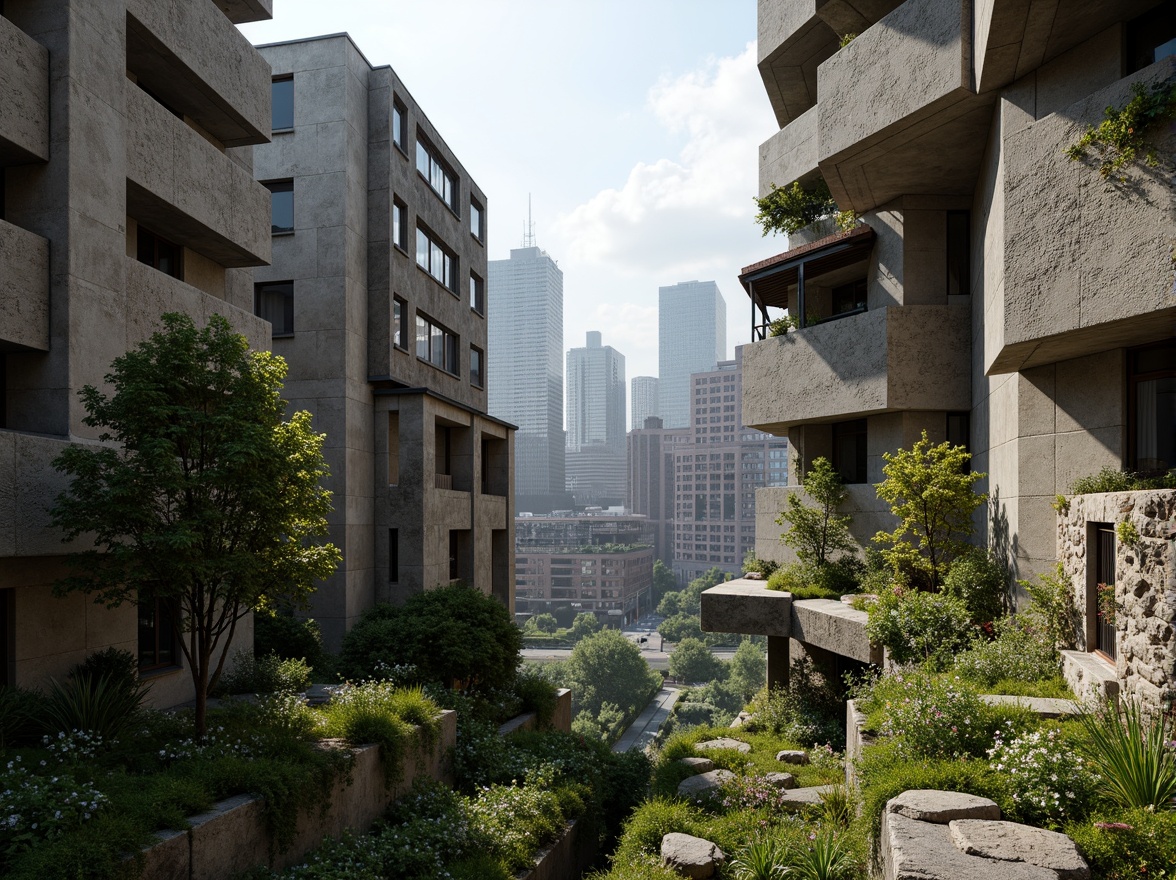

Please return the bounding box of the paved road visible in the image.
[612,686,682,753]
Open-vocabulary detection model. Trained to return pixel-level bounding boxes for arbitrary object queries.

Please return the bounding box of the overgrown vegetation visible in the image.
[754,178,837,236]
[1068,464,1176,494]
[1065,77,1176,179]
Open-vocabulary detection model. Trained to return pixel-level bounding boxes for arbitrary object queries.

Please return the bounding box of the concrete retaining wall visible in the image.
[498,688,573,735]
[136,710,456,879]
[520,814,599,880]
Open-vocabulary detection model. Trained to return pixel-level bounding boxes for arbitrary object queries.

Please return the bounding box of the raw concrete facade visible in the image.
[253,35,513,650]
[745,0,1175,688]
[0,0,272,700]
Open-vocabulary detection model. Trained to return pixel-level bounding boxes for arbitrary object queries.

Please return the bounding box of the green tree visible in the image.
[570,612,601,640]
[50,314,340,736]
[776,457,856,567]
[527,612,558,634]
[658,612,704,644]
[669,638,726,684]
[652,559,676,602]
[656,590,683,617]
[561,628,661,722]
[727,638,766,702]
[873,431,986,590]
[754,178,837,236]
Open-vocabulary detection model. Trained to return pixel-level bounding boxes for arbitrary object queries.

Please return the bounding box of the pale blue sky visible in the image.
[240,1,780,394]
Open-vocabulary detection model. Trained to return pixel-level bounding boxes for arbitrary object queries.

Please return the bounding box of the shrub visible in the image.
[1069,465,1176,494]
[41,667,149,740]
[953,617,1060,686]
[218,651,312,695]
[514,666,559,728]
[253,610,323,667]
[741,551,779,578]
[1077,699,1176,811]
[754,179,837,236]
[743,658,844,747]
[0,756,109,860]
[338,584,522,694]
[941,549,1008,626]
[1019,564,1081,653]
[1065,808,1176,880]
[467,776,566,873]
[766,557,863,598]
[864,585,975,669]
[0,687,45,748]
[987,724,1098,826]
[319,681,439,781]
[776,457,856,568]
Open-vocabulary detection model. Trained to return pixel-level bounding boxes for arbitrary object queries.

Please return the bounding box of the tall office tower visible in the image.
[627,417,690,567]
[673,351,787,583]
[255,35,515,650]
[0,0,271,703]
[658,280,727,428]
[566,332,627,507]
[631,376,660,429]
[488,247,567,512]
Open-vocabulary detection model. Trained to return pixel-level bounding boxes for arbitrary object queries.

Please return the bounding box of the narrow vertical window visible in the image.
[272,75,294,131]
[266,180,294,234]
[469,272,484,315]
[946,211,970,297]
[470,346,484,388]
[388,529,399,582]
[392,199,407,250]
[393,296,408,349]
[255,281,294,336]
[392,98,406,152]
[137,225,182,279]
[470,200,483,240]
[138,596,178,672]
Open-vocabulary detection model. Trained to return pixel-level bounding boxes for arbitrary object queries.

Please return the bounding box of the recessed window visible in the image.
[832,278,867,315]
[470,345,485,388]
[946,211,970,296]
[138,595,178,673]
[831,418,867,484]
[392,199,407,251]
[393,296,408,350]
[1127,4,1176,73]
[272,75,293,132]
[415,135,457,211]
[416,225,457,291]
[1128,339,1176,472]
[470,200,483,240]
[266,180,294,234]
[415,313,458,374]
[137,225,182,279]
[470,271,485,315]
[255,280,294,337]
[388,528,399,582]
[392,99,406,153]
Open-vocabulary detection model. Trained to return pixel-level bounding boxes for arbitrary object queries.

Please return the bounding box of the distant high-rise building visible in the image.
[658,280,726,428]
[489,247,567,510]
[631,376,660,429]
[628,417,689,567]
[566,331,626,506]
[673,350,787,583]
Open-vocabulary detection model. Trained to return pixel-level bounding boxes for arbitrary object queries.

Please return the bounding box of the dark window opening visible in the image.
[272,76,294,131]
[136,81,183,119]
[947,411,971,455]
[0,169,6,221]
[1128,339,1176,472]
[137,225,182,279]
[946,211,970,297]
[831,419,868,484]
[1126,4,1176,73]
[831,278,867,316]
[255,281,294,336]
[0,588,11,687]
[393,296,408,350]
[138,596,178,673]
[470,345,484,388]
[470,272,484,315]
[1093,523,1116,661]
[388,529,399,582]
[0,354,6,430]
[266,180,293,234]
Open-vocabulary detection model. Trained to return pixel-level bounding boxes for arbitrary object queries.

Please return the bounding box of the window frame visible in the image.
[415,312,459,375]
[137,225,183,279]
[271,74,294,133]
[265,179,294,235]
[415,224,458,293]
[470,345,485,388]
[392,296,408,351]
[414,134,458,213]
[255,280,295,337]
[831,418,868,485]
[470,199,484,241]
[138,595,179,675]
[469,271,485,315]
[392,98,407,154]
[392,199,408,252]
[1127,339,1176,472]
[946,210,971,297]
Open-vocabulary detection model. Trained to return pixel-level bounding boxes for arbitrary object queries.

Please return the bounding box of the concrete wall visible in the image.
[0,13,49,164]
[0,219,49,351]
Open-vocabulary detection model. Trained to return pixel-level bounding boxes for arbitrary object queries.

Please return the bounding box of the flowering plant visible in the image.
[0,755,107,858]
[876,674,991,759]
[987,724,1098,826]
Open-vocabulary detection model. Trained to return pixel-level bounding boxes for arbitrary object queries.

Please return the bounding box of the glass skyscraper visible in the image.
[658,280,727,428]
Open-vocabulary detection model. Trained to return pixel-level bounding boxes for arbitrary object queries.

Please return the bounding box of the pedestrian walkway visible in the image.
[613,686,681,753]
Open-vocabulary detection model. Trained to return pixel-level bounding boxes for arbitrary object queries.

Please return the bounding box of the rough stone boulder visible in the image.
[677,769,735,801]
[677,756,714,775]
[776,749,809,764]
[661,832,725,879]
[762,772,797,789]
[950,820,1090,880]
[883,811,1056,880]
[694,737,751,754]
[887,789,1001,824]
[776,784,835,813]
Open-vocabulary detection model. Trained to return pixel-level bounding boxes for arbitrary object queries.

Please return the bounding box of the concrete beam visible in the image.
[791,598,881,664]
[213,0,273,25]
[700,578,793,638]
[759,105,821,197]
[0,15,49,164]
[0,219,50,351]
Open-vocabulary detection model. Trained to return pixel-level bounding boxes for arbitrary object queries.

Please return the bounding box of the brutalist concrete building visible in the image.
[0,0,273,700]
[252,35,514,650]
[743,1,1175,700]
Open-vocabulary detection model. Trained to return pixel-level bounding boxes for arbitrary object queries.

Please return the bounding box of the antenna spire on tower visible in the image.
[522,194,536,247]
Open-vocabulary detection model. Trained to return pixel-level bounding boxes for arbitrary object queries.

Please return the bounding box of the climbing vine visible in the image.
[1065,78,1176,179]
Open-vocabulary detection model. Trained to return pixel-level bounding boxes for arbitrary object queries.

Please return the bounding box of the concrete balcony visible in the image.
[124,256,271,353]
[816,0,993,212]
[0,431,89,558]
[0,15,49,164]
[216,0,274,25]
[759,105,819,197]
[989,60,1176,374]
[125,84,270,268]
[0,219,49,351]
[125,0,270,147]
[742,304,970,433]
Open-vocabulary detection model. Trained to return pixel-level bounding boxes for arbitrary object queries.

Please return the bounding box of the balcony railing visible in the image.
[434,473,453,490]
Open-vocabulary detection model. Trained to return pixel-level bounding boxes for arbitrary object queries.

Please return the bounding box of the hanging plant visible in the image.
[1065,78,1176,179]
[754,178,837,236]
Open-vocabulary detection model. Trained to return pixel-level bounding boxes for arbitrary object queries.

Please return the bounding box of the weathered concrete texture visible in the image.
[218,0,273,24]
[887,789,1002,824]
[677,769,736,801]
[994,59,1176,374]
[757,1,837,128]
[661,832,725,880]
[0,218,50,350]
[519,815,599,880]
[791,598,880,664]
[845,699,875,790]
[700,580,792,638]
[1061,649,1119,707]
[0,14,49,163]
[949,820,1090,879]
[741,305,970,433]
[979,694,1079,719]
[759,105,820,197]
[695,737,751,754]
[497,688,572,735]
[1059,490,1176,714]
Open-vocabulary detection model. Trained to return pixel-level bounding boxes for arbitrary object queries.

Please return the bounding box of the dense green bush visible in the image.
[953,617,1061,687]
[941,549,1008,626]
[743,658,844,747]
[865,586,975,669]
[668,638,726,684]
[41,667,150,741]
[766,557,863,598]
[253,610,323,667]
[218,651,312,696]
[1065,808,1176,879]
[0,686,44,748]
[338,584,521,694]
[1069,465,1176,494]
[1019,564,1081,654]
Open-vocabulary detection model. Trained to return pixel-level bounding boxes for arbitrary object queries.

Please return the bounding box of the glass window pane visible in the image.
[430,324,444,367]
[416,315,429,360]
[416,142,429,176]
[392,104,403,148]
[270,185,293,233]
[272,78,293,130]
[416,228,429,270]
[392,299,402,348]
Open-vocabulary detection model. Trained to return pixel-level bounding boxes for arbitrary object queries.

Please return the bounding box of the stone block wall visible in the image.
[1059,489,1176,714]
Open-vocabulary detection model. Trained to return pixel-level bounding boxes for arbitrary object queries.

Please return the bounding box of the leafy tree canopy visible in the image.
[50,313,340,735]
[668,638,726,685]
[560,629,661,720]
[776,456,857,568]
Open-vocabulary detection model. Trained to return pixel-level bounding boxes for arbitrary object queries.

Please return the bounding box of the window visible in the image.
[832,278,867,315]
[947,411,970,455]
[137,225,182,279]
[416,226,457,291]
[1127,3,1176,73]
[470,200,483,240]
[255,281,294,336]
[1091,522,1116,661]
[1128,340,1176,472]
[0,354,6,430]
[831,418,868,484]
[392,98,406,152]
[272,75,293,131]
[415,313,458,374]
[470,345,484,388]
[415,136,456,210]
[946,211,970,296]
[392,199,407,251]
[388,529,399,582]
[266,180,294,234]
[470,272,485,315]
[393,296,408,349]
[138,596,178,673]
